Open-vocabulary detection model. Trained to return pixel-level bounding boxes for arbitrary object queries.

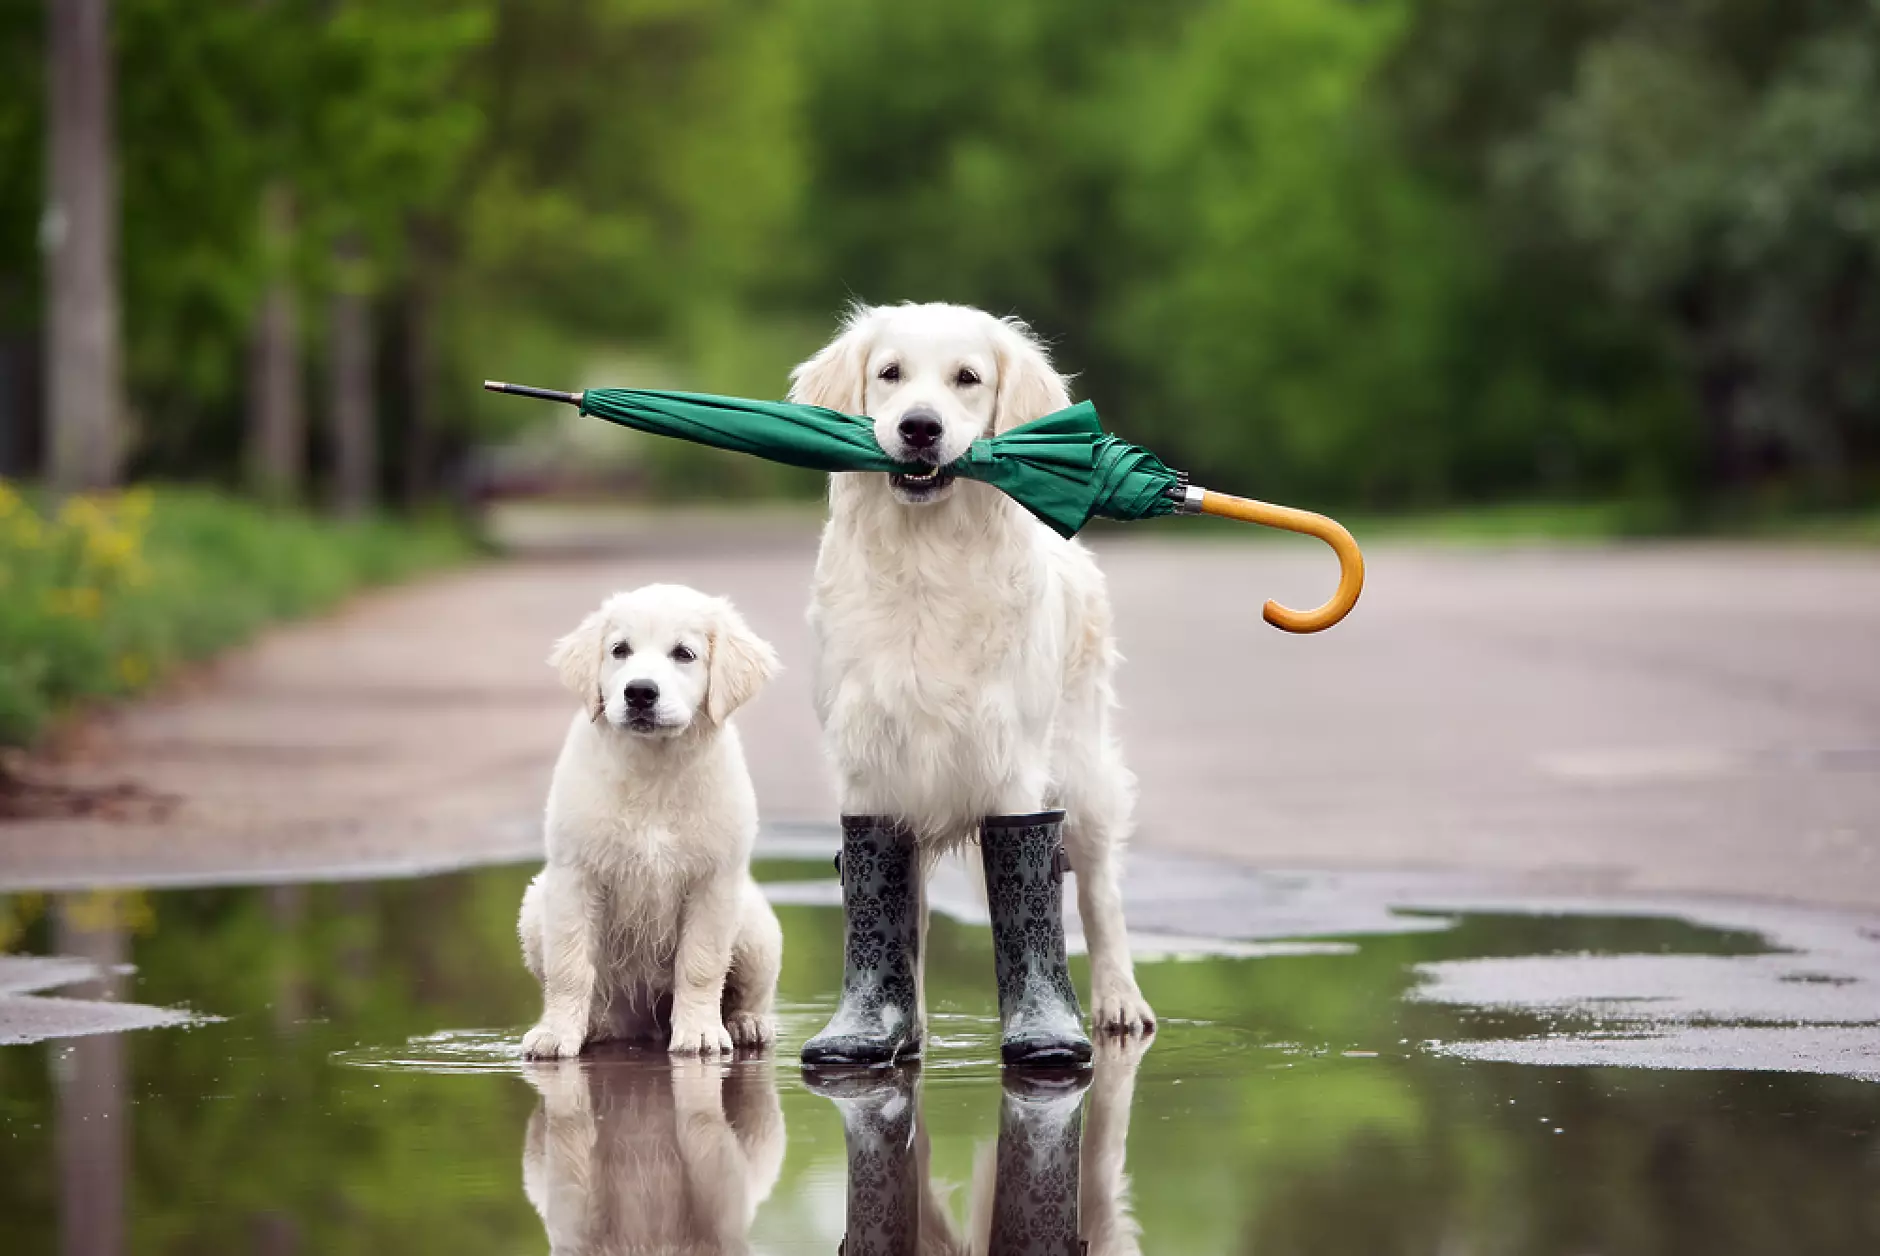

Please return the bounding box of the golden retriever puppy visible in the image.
[520,584,782,1058]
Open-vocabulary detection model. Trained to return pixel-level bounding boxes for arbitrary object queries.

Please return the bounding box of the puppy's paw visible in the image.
[1091,979,1156,1036]
[521,1023,583,1060]
[669,1014,735,1056]
[725,1011,775,1048]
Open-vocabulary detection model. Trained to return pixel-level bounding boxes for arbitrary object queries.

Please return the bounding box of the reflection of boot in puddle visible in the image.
[987,1072,1091,1256]
[805,1066,921,1256]
[520,1055,784,1254]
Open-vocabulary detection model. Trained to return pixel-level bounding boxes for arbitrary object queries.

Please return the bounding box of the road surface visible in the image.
[3,514,1877,911]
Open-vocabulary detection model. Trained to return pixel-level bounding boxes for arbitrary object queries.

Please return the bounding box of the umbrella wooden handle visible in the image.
[1197,490,1364,633]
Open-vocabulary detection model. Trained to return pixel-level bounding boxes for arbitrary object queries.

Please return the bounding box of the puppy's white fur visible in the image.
[520,583,783,1058]
[792,302,1153,1033]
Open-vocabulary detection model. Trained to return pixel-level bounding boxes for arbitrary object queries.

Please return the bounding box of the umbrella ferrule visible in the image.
[1172,483,1206,515]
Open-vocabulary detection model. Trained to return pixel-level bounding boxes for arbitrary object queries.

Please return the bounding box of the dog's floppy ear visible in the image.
[788,304,876,414]
[548,608,609,719]
[992,316,1073,433]
[705,599,780,726]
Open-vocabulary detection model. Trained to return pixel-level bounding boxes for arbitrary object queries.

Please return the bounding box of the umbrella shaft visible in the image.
[483,381,583,406]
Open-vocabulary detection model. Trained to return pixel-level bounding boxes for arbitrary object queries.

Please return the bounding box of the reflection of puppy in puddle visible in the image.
[521,1054,785,1255]
[811,1034,1148,1255]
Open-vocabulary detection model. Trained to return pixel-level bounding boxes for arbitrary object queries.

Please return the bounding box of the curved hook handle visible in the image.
[1196,490,1365,633]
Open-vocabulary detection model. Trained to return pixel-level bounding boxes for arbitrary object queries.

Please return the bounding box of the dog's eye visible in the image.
[610,640,631,659]
[877,363,901,383]
[955,367,980,387]
[670,645,696,664]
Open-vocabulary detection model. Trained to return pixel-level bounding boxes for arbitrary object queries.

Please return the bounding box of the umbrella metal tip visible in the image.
[483,379,506,392]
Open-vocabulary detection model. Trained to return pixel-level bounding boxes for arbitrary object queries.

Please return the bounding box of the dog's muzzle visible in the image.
[889,408,956,498]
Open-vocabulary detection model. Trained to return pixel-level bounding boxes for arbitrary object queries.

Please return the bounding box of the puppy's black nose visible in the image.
[623,680,659,710]
[898,409,942,451]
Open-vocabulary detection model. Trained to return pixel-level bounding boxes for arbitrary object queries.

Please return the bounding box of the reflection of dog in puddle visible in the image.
[521,1052,785,1255]
[812,1034,1148,1255]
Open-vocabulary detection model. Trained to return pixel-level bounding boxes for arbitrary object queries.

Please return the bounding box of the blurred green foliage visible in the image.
[0,481,472,747]
[1,0,1876,514]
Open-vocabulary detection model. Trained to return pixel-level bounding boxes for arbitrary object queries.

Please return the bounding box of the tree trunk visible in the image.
[401,256,435,510]
[247,186,303,501]
[326,234,375,517]
[44,0,123,492]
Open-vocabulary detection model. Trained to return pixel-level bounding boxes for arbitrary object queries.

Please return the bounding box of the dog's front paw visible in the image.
[669,1013,735,1056]
[725,1011,775,1048]
[1091,978,1156,1035]
[521,1023,583,1060]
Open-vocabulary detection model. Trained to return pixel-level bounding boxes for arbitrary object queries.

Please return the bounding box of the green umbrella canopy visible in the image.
[558,385,1179,539]
[484,381,1363,633]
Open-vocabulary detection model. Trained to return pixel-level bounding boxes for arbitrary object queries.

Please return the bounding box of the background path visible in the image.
[2,517,1877,909]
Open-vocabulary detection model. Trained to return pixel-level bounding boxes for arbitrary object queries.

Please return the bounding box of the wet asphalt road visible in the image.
[2,510,1877,912]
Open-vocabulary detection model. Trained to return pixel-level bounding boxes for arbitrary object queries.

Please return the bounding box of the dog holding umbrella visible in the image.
[487,301,1363,1068]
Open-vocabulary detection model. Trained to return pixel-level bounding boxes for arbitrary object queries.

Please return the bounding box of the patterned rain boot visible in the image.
[989,1071,1091,1256]
[981,811,1094,1068]
[804,1066,920,1256]
[802,816,922,1068]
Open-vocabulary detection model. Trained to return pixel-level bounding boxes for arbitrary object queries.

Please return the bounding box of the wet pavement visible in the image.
[4,844,1879,1253]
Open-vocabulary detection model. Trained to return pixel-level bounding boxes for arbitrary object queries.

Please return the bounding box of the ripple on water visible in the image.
[331,1004,1275,1080]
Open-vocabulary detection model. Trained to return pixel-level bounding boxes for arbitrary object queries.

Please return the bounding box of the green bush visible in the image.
[0,481,474,748]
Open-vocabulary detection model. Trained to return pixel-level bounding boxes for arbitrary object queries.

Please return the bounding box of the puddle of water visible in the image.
[0,863,1877,1253]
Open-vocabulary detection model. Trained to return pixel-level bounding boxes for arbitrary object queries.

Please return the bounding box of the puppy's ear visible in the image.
[788,304,876,414]
[548,608,609,719]
[992,316,1073,433]
[705,600,780,726]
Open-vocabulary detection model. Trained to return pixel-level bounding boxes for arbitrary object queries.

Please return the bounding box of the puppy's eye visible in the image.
[610,640,631,659]
[955,367,980,387]
[670,645,697,664]
[878,363,901,383]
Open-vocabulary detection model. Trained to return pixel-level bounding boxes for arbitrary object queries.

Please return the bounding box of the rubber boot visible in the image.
[981,811,1094,1068]
[802,816,922,1068]
[804,1066,920,1256]
[989,1071,1091,1256]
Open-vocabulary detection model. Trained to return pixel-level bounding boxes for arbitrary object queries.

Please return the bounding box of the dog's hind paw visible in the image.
[725,1012,775,1048]
[669,1014,736,1056]
[1091,983,1156,1036]
[520,1023,582,1060]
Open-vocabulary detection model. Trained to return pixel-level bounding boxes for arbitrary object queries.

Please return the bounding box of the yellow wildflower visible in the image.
[57,495,106,531]
[85,525,139,570]
[118,653,151,687]
[117,486,154,522]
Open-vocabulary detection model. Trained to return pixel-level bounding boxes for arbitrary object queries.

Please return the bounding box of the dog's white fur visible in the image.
[791,301,1153,1033]
[520,584,783,1058]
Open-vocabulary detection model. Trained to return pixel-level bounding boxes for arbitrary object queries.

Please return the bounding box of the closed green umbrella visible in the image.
[485,381,1362,632]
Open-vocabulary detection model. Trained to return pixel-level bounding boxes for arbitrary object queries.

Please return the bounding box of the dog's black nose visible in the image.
[623,680,659,709]
[898,409,942,451]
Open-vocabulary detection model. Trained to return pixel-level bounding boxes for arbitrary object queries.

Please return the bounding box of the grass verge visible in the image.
[0,481,476,749]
